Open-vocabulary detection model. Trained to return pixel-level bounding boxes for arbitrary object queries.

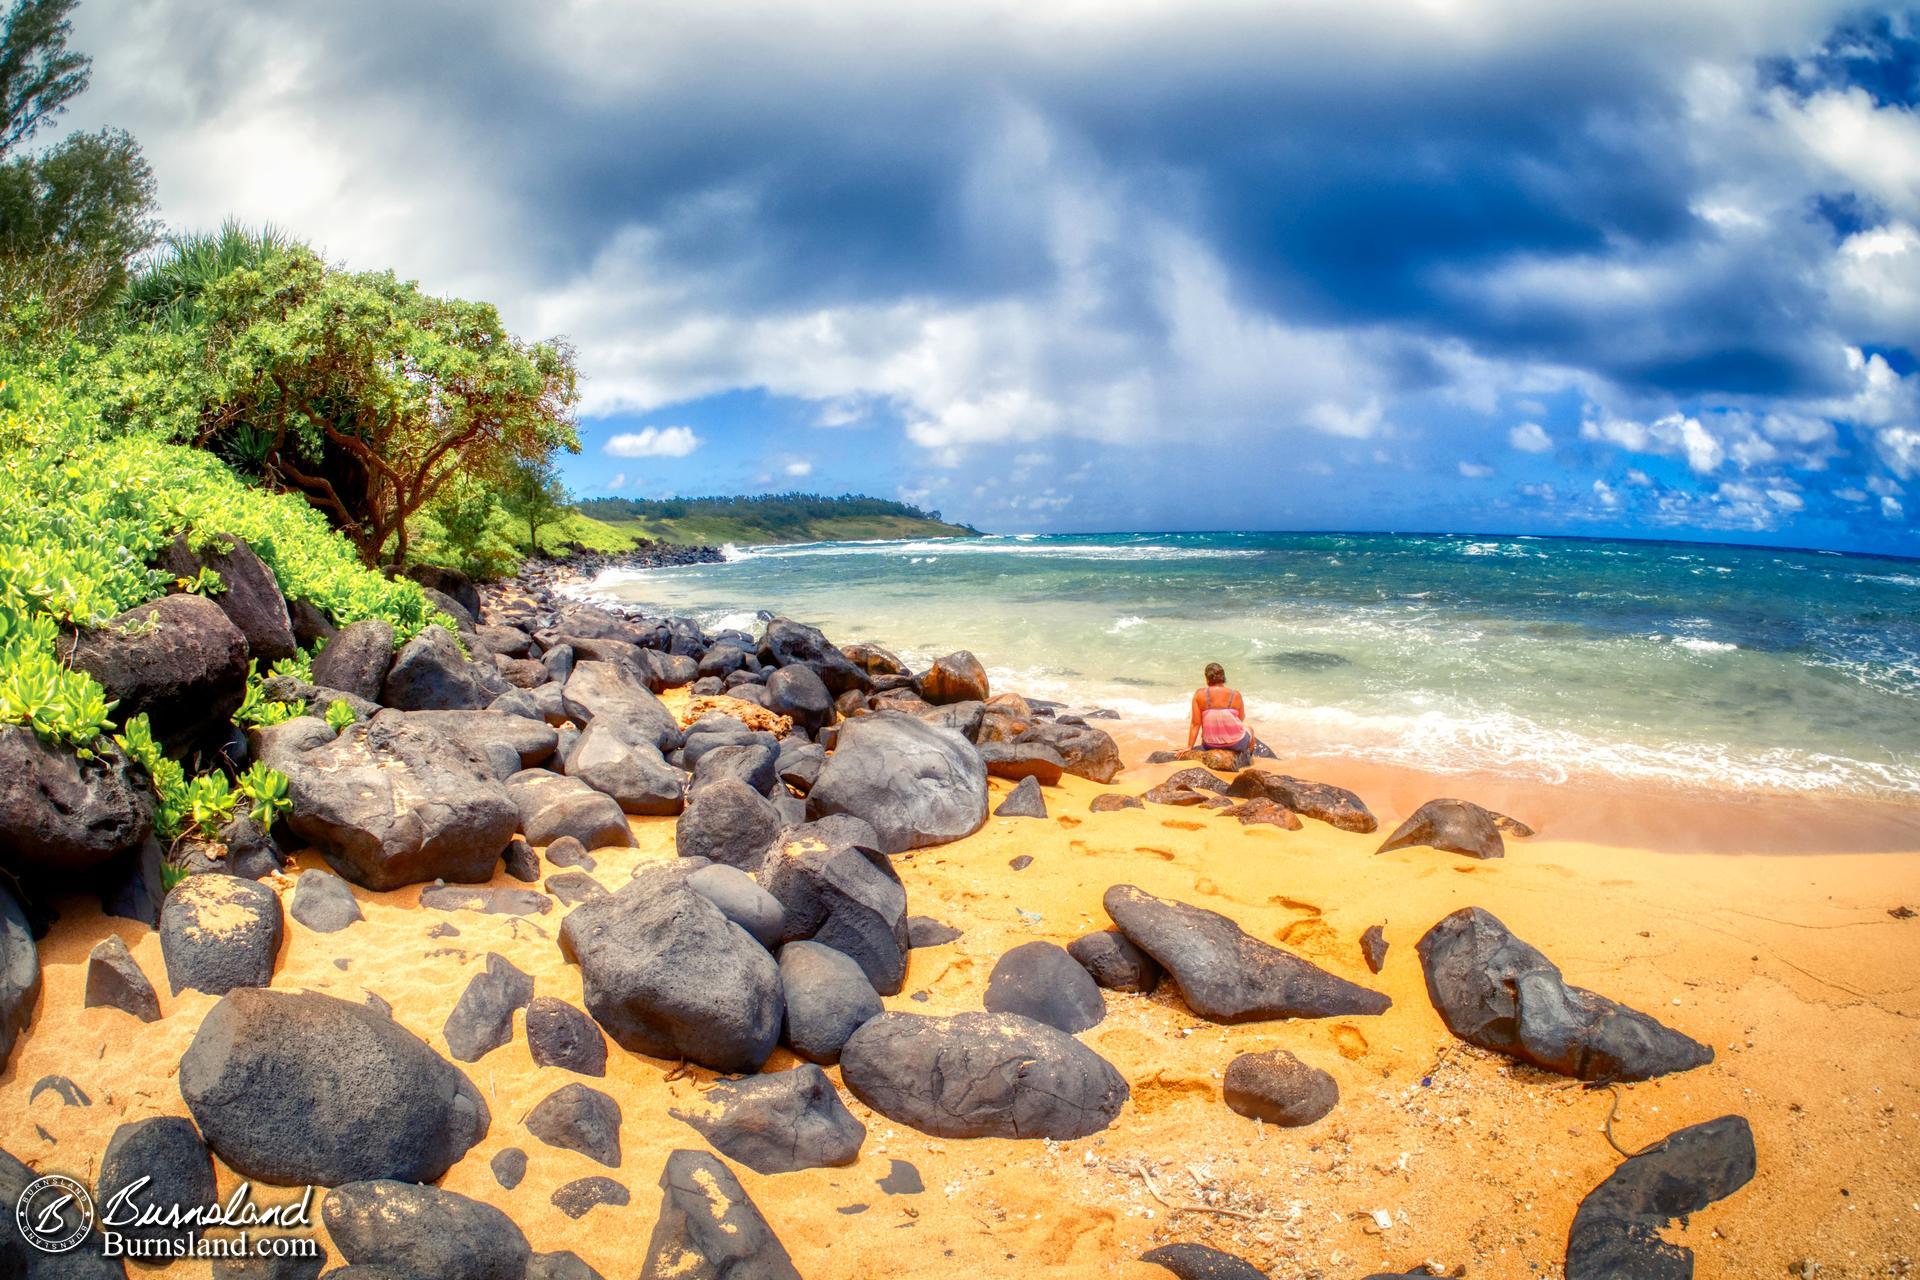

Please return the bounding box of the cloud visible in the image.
[55,0,1920,550]
[605,426,702,458]
[1458,461,1494,478]
[784,460,814,477]
[605,472,627,490]
[1509,421,1554,453]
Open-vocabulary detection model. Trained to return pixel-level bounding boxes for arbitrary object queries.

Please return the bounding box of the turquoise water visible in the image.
[591,532,1920,800]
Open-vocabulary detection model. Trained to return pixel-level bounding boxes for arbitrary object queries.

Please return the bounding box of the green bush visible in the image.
[0,364,446,752]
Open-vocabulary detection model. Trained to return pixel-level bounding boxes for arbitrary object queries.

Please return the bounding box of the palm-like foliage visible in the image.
[119,220,299,331]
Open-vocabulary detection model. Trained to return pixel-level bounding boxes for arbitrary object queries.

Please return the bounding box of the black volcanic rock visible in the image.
[640,1149,801,1280]
[1416,906,1713,1081]
[1102,884,1389,1022]
[1377,797,1522,859]
[670,1064,866,1174]
[1067,929,1161,993]
[983,941,1106,1033]
[180,989,488,1186]
[1225,769,1377,832]
[1565,1115,1756,1279]
[840,1011,1128,1140]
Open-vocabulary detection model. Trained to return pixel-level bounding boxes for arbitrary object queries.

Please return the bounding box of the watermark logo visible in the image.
[15,1174,94,1254]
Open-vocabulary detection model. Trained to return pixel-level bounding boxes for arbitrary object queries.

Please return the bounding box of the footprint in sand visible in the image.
[1057,815,1083,829]
[1330,1024,1369,1059]
[1161,819,1205,831]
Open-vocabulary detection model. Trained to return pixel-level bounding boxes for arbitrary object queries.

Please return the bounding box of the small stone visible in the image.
[525,996,608,1077]
[552,1176,629,1219]
[527,1082,622,1168]
[1360,924,1389,973]
[1089,793,1143,813]
[1222,1049,1338,1126]
[84,935,160,1022]
[491,1147,527,1190]
[289,871,362,934]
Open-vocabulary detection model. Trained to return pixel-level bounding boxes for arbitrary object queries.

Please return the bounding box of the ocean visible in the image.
[588,531,1920,802]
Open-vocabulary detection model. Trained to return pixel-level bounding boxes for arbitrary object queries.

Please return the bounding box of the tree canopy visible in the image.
[94,239,582,567]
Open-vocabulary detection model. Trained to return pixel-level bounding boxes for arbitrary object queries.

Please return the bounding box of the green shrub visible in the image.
[0,363,442,819]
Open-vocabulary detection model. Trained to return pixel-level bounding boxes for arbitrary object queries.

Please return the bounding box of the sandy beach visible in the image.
[5,700,1916,1279]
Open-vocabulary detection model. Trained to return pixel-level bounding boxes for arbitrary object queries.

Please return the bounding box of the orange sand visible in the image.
[3,743,1919,1278]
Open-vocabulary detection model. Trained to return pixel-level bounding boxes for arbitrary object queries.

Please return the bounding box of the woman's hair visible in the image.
[1204,662,1226,686]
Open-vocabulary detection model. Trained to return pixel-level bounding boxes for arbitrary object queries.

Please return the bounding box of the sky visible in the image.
[56,0,1920,554]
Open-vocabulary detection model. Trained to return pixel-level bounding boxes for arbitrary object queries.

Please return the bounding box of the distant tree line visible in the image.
[577,493,960,529]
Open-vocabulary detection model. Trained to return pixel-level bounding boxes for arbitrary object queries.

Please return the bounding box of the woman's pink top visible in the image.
[1191,686,1247,747]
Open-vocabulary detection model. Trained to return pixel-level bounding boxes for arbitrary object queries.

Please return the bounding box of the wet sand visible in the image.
[3,740,1918,1277]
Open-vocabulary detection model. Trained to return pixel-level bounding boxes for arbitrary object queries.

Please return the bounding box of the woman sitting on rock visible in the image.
[1188,662,1258,764]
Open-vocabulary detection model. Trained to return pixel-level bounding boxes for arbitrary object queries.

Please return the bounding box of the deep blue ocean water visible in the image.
[594,531,1920,800]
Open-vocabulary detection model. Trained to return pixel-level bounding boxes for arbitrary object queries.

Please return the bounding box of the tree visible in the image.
[96,242,582,568]
[499,457,570,554]
[0,126,154,331]
[0,0,88,159]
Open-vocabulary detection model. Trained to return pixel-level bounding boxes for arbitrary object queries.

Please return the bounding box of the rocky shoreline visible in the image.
[0,539,1766,1278]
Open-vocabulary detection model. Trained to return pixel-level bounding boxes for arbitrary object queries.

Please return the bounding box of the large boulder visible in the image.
[98,1116,219,1258]
[983,941,1106,1033]
[675,777,784,871]
[504,770,633,851]
[1103,884,1390,1022]
[757,617,868,695]
[68,592,251,755]
[1,884,40,1070]
[559,872,783,1073]
[1225,770,1377,832]
[180,988,489,1186]
[778,940,882,1065]
[639,1149,801,1280]
[0,728,151,874]
[1378,798,1528,860]
[1416,907,1712,1081]
[685,863,785,949]
[158,532,297,663]
[380,625,499,711]
[690,742,780,798]
[160,874,283,996]
[758,817,909,995]
[671,1065,865,1176]
[764,664,832,735]
[402,711,557,770]
[323,1180,530,1280]
[807,711,987,854]
[403,564,482,619]
[561,661,681,751]
[312,620,396,703]
[564,721,685,816]
[841,1011,1129,1140]
[1565,1114,1756,1279]
[919,650,989,705]
[259,711,517,890]
[979,741,1066,785]
[1017,719,1123,784]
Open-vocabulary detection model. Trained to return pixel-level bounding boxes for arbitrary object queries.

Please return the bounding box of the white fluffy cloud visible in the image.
[1458,461,1494,478]
[605,426,702,458]
[1509,421,1553,453]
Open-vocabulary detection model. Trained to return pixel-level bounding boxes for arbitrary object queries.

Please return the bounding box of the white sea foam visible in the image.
[1671,637,1738,654]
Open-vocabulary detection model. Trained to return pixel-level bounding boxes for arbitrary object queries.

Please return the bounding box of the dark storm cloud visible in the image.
[56,0,1920,547]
